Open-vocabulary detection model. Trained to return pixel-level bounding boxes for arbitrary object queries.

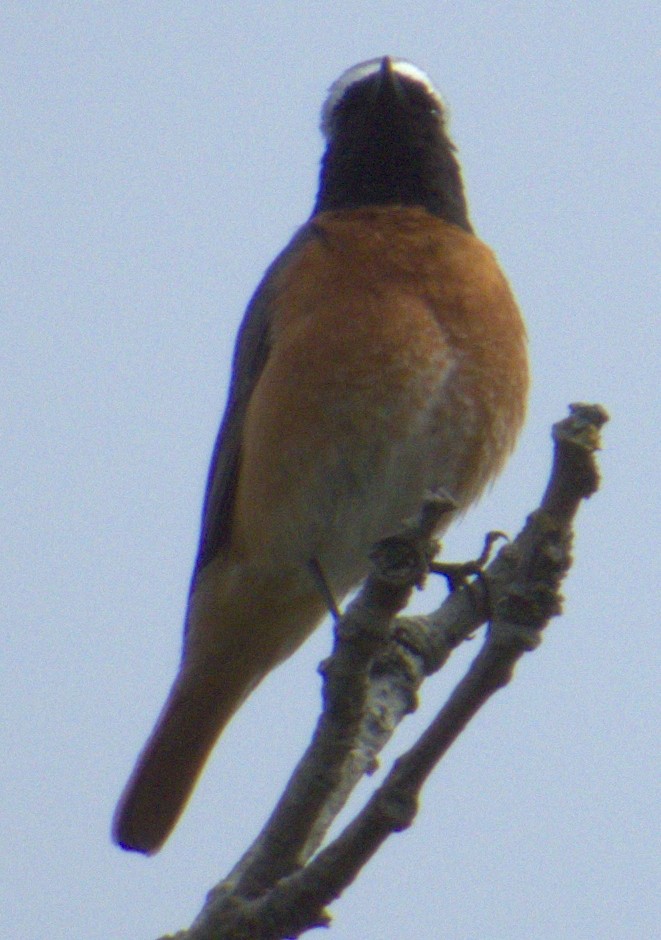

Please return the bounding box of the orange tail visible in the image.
[113,558,328,854]
[112,673,246,855]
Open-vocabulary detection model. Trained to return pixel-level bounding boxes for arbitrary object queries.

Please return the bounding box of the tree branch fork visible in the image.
[159,403,608,940]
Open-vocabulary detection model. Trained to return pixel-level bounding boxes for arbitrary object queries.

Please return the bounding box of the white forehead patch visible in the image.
[321,58,442,138]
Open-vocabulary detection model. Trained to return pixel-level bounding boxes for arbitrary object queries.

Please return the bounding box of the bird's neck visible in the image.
[313,132,472,232]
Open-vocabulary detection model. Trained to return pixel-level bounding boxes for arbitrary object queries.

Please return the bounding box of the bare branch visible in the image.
[215,492,454,900]
[157,404,608,940]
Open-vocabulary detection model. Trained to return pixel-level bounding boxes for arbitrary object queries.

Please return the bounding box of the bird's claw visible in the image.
[430,529,508,592]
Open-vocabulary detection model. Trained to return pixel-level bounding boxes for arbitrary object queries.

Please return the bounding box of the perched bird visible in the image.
[113,57,529,854]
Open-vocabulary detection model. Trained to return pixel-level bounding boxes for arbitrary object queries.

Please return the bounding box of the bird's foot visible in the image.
[430,530,508,592]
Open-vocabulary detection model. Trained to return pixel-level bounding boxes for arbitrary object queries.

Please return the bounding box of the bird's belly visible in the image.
[292,372,485,597]
[231,317,477,598]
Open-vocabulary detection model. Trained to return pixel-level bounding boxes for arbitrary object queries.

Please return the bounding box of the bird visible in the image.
[112,56,529,855]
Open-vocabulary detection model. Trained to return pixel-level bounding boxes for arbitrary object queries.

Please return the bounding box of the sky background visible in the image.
[2,4,658,939]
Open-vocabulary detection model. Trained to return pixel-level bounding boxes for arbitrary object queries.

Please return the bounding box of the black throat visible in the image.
[313,63,472,232]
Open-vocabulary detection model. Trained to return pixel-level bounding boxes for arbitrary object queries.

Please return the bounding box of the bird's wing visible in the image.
[188,224,314,592]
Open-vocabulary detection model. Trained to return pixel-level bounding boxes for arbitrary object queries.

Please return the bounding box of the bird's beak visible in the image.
[375,56,405,107]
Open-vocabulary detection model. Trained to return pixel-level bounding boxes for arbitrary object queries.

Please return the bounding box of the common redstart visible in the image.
[113,57,529,854]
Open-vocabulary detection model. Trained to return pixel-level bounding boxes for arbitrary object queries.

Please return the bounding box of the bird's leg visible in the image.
[307,557,341,620]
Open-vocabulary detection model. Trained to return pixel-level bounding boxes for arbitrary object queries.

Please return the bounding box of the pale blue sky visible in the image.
[2,4,658,939]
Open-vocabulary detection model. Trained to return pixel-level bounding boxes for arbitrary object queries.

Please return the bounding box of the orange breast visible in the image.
[230,206,528,591]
